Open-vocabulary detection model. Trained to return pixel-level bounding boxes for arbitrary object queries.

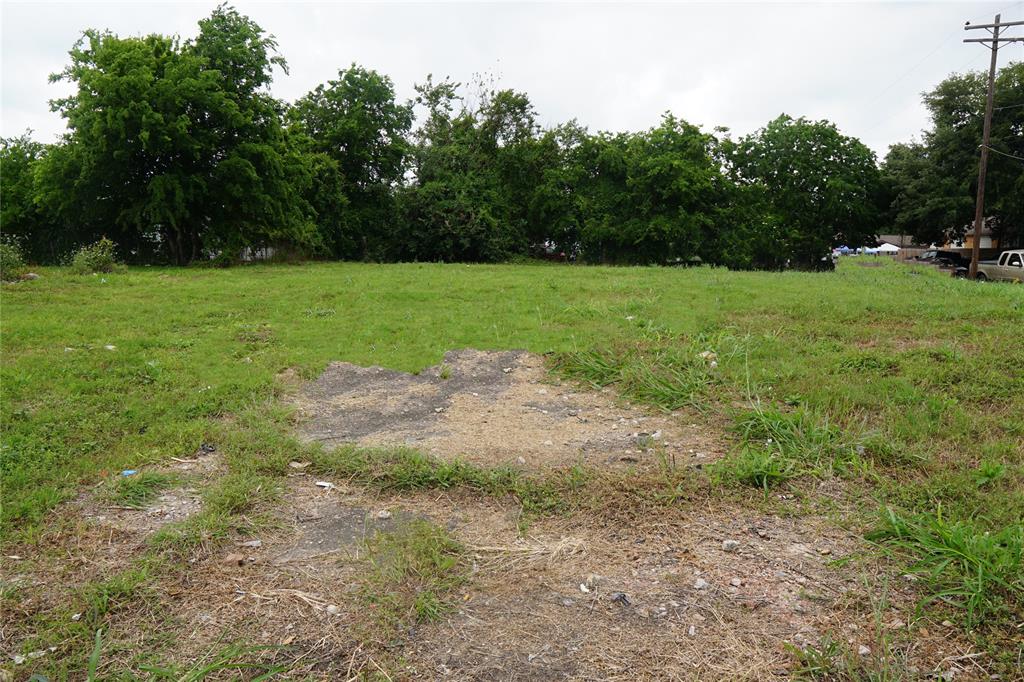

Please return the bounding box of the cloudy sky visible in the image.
[3,1,1023,156]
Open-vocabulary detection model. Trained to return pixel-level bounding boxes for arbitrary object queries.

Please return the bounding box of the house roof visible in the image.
[877,234,923,247]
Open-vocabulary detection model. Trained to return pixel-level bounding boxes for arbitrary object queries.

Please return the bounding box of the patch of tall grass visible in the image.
[867,507,1022,628]
[551,338,719,411]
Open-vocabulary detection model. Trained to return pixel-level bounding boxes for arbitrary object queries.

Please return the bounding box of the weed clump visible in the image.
[717,403,868,489]
[0,239,26,281]
[70,237,121,274]
[713,403,869,490]
[551,339,717,411]
[718,447,797,490]
[103,471,177,509]
[868,508,1022,628]
[786,636,911,680]
[310,446,570,515]
[362,520,468,629]
[202,472,279,515]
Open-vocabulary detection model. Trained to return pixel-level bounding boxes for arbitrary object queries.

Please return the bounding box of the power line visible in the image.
[982,144,1024,162]
[861,28,964,110]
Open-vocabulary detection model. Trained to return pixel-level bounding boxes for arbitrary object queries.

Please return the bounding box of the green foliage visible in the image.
[0,134,59,262]
[9,5,1020,267]
[787,636,911,681]
[69,237,121,274]
[310,446,567,515]
[551,338,717,411]
[87,629,103,681]
[718,447,797,490]
[575,115,725,264]
[79,627,285,682]
[732,404,867,478]
[202,472,279,515]
[868,508,1023,627]
[882,61,1023,246]
[0,239,27,281]
[3,256,1022,643]
[291,64,413,259]
[142,644,288,680]
[727,114,883,266]
[714,403,867,489]
[973,460,1006,488]
[43,5,316,264]
[394,77,540,262]
[82,567,151,624]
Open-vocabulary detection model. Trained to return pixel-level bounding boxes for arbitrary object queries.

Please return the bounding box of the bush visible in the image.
[70,237,121,274]
[0,240,26,281]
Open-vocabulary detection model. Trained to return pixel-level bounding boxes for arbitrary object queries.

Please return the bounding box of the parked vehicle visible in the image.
[954,250,1024,282]
[920,250,968,268]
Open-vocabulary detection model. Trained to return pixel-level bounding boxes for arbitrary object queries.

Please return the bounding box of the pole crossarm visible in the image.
[964,19,1024,30]
[964,37,1024,43]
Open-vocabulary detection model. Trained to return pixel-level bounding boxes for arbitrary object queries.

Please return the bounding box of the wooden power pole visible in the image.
[964,15,1023,278]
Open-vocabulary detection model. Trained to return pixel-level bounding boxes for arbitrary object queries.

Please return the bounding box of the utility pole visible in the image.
[964,15,1023,279]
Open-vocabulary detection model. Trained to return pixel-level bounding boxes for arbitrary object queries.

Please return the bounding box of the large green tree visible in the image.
[291,65,413,258]
[574,114,724,264]
[879,141,965,245]
[38,5,316,264]
[396,78,547,261]
[729,115,882,266]
[0,134,63,262]
[882,61,1023,246]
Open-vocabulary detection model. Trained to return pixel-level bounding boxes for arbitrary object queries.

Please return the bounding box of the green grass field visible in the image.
[2,259,1023,674]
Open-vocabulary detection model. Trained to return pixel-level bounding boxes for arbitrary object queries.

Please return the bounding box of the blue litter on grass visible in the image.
[121,469,137,476]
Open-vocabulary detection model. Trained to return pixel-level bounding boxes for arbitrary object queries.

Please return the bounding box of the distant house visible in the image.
[877,234,926,248]
[946,217,1000,250]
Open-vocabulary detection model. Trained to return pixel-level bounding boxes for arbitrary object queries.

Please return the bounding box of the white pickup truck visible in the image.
[956,250,1024,282]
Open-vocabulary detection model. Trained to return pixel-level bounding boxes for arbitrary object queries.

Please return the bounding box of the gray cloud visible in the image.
[3,1,1021,156]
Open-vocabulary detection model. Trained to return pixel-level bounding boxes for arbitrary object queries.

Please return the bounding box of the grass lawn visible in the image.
[2,259,1022,675]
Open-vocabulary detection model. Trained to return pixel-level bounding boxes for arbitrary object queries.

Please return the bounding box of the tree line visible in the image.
[2,5,1021,268]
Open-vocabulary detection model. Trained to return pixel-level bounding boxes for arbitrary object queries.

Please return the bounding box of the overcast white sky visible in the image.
[3,1,1023,157]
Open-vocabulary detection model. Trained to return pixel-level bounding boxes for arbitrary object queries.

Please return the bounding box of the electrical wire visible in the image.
[861,27,964,111]
[982,144,1024,161]
[856,3,1019,141]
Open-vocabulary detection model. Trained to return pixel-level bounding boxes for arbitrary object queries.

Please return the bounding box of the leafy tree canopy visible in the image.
[37,4,315,264]
[882,61,1023,246]
[729,114,883,265]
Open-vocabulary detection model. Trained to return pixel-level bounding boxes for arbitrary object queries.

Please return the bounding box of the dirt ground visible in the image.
[282,350,984,680]
[3,350,993,680]
[294,349,723,470]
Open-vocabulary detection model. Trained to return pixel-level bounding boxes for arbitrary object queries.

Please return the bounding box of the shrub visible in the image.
[0,240,26,281]
[70,237,121,274]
